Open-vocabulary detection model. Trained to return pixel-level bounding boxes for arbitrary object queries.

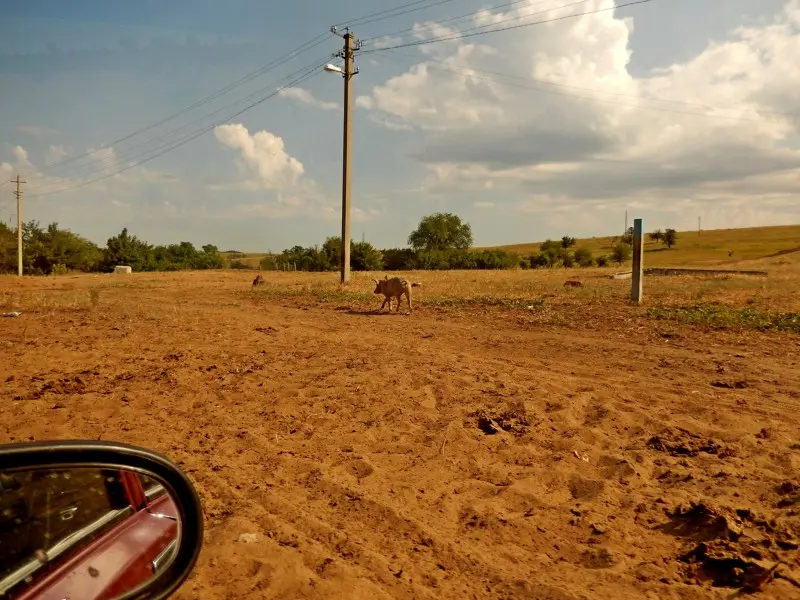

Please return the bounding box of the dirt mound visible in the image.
[646,427,734,458]
[469,400,532,436]
[661,501,800,593]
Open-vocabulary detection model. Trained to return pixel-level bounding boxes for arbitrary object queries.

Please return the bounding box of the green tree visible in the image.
[573,247,594,267]
[648,229,664,242]
[561,236,577,249]
[540,239,561,252]
[382,248,416,271]
[102,228,156,272]
[351,241,383,271]
[611,242,632,265]
[558,248,575,268]
[3,221,102,275]
[663,228,678,248]
[408,213,473,252]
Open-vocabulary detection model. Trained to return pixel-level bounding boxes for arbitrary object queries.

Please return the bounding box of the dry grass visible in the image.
[480,224,800,267]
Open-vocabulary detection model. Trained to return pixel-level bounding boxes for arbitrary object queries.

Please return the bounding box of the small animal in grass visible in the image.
[563,280,583,288]
[373,276,421,314]
[252,274,265,287]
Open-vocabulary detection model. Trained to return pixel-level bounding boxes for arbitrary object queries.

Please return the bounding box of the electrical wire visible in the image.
[361,0,562,42]
[36,32,332,175]
[40,54,333,184]
[360,0,655,53]
[335,0,465,29]
[383,50,798,122]
[26,59,329,199]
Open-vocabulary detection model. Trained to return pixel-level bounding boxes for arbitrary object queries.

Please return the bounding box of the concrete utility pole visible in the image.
[329,27,360,285]
[11,175,26,276]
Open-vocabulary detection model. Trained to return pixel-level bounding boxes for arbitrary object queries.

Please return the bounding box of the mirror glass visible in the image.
[0,466,181,600]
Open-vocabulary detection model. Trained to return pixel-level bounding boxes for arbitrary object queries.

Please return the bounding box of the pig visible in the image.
[373,276,421,314]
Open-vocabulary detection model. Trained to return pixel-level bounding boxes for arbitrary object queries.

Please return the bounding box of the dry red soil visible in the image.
[2,272,799,599]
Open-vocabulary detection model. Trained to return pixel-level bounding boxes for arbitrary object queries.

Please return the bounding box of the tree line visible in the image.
[0,221,225,275]
[257,214,678,272]
[0,213,678,275]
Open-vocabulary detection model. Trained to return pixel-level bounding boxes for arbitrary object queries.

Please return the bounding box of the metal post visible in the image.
[631,218,643,304]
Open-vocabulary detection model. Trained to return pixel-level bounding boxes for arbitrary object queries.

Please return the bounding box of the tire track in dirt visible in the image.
[2,278,799,599]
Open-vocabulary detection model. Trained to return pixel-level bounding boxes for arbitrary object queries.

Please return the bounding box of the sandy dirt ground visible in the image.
[1,271,799,599]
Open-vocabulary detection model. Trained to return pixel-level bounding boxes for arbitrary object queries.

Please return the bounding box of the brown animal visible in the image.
[373,276,421,314]
[563,280,583,288]
[252,274,265,287]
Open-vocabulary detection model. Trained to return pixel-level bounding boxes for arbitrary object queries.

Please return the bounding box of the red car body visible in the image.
[4,471,179,600]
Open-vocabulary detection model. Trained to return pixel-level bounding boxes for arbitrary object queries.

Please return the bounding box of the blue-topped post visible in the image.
[631,218,643,304]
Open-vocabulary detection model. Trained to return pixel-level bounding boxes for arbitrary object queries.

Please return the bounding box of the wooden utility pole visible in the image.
[330,28,359,285]
[11,175,26,276]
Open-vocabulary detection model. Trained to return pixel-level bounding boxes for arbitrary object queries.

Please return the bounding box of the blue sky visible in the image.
[1,0,798,251]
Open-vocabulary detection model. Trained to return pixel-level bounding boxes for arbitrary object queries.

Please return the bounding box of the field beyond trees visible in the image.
[224,224,800,271]
[1,241,799,599]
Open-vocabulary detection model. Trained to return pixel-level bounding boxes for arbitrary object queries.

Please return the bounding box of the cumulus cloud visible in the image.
[0,143,177,202]
[277,87,339,111]
[357,0,800,230]
[213,123,305,189]
[212,123,337,220]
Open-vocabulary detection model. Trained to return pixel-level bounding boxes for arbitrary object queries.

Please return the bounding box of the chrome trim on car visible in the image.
[145,483,166,501]
[151,539,178,574]
[0,506,132,595]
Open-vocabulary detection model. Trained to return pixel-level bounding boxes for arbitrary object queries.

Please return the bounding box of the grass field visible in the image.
[224,225,800,270]
[482,224,800,267]
[1,227,800,599]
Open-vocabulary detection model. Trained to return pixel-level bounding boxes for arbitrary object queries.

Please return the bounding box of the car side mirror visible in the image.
[0,440,203,600]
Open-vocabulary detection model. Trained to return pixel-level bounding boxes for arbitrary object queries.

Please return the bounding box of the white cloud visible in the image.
[473,201,495,208]
[45,145,68,164]
[212,123,338,220]
[353,205,385,223]
[357,0,800,230]
[13,146,32,168]
[213,123,305,190]
[277,87,339,111]
[1,144,177,202]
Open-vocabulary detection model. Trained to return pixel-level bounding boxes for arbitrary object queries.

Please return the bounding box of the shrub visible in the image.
[611,243,632,265]
[574,247,594,267]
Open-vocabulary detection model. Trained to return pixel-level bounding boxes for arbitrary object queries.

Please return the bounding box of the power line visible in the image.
[382,50,795,123]
[360,0,655,53]
[36,32,333,175]
[36,54,333,185]
[26,59,329,199]
[361,0,562,42]
[335,0,465,29]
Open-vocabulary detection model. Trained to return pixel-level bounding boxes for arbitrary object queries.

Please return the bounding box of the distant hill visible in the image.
[477,225,800,267]
[225,225,800,270]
